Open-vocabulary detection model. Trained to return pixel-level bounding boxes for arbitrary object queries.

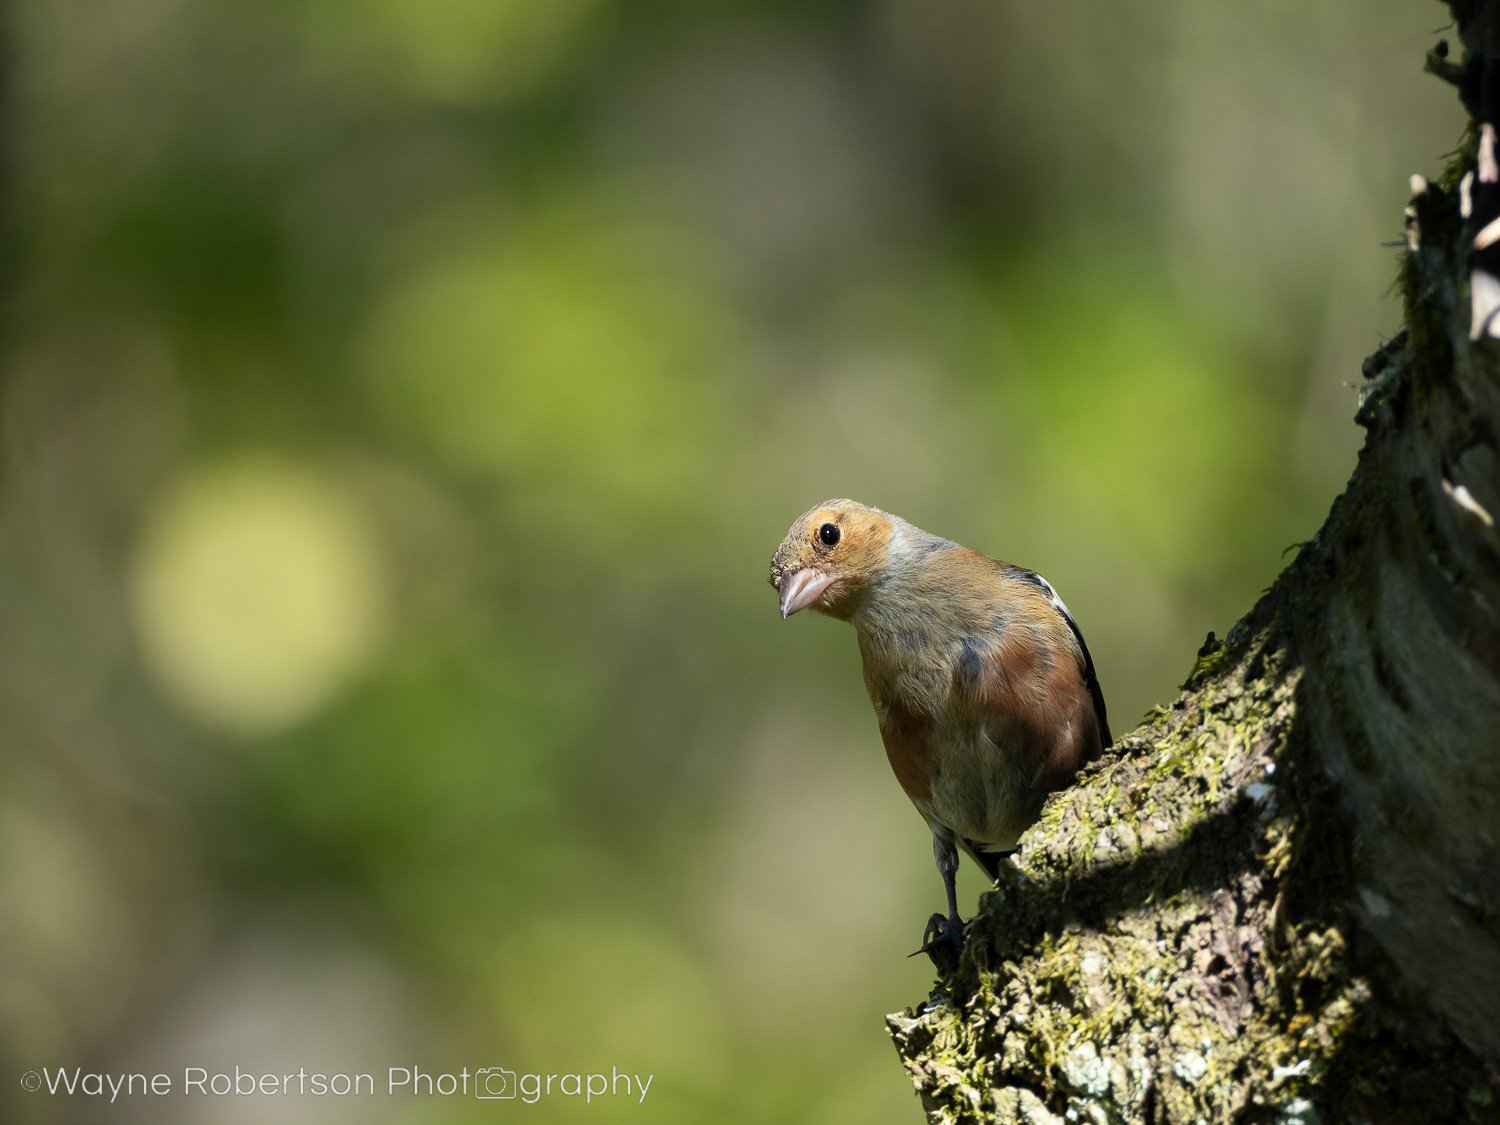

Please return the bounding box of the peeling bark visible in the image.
[888,8,1500,1122]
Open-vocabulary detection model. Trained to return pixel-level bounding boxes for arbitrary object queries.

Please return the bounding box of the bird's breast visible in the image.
[859,626,1062,848]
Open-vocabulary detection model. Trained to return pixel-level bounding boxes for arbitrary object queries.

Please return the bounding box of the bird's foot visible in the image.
[909,912,965,974]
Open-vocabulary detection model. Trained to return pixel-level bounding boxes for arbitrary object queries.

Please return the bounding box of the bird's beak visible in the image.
[777,568,835,618]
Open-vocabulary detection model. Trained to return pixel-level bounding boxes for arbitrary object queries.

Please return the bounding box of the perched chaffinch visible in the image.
[768,499,1110,961]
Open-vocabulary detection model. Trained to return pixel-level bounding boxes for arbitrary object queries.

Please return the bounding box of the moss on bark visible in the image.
[891,595,1492,1122]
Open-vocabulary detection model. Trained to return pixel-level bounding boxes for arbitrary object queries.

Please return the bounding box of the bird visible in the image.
[767,499,1110,962]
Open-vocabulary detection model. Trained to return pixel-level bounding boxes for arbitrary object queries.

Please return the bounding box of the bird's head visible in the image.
[768,499,895,621]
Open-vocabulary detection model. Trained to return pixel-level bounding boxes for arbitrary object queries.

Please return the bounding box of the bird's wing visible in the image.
[1001,566,1112,749]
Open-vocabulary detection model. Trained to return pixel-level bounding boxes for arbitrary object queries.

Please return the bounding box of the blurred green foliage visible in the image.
[0,2,1458,1122]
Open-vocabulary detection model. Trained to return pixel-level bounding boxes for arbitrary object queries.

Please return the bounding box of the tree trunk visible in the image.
[887,7,1500,1122]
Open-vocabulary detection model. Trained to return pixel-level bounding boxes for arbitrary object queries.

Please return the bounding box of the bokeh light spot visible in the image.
[358,197,734,546]
[131,456,388,736]
[307,0,607,106]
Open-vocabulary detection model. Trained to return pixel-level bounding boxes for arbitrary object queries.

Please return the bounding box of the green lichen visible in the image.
[889,604,1495,1123]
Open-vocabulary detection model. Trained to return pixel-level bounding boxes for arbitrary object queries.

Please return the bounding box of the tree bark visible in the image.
[887,7,1500,1122]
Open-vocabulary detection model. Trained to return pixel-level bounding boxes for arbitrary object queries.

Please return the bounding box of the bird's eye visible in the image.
[818,523,841,547]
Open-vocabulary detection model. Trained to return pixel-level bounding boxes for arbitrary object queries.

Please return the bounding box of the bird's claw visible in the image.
[909,911,965,973]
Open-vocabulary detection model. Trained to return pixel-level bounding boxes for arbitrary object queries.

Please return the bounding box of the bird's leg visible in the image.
[912,831,965,972]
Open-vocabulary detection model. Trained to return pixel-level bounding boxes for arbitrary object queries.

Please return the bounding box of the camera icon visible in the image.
[474,1067,517,1099]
